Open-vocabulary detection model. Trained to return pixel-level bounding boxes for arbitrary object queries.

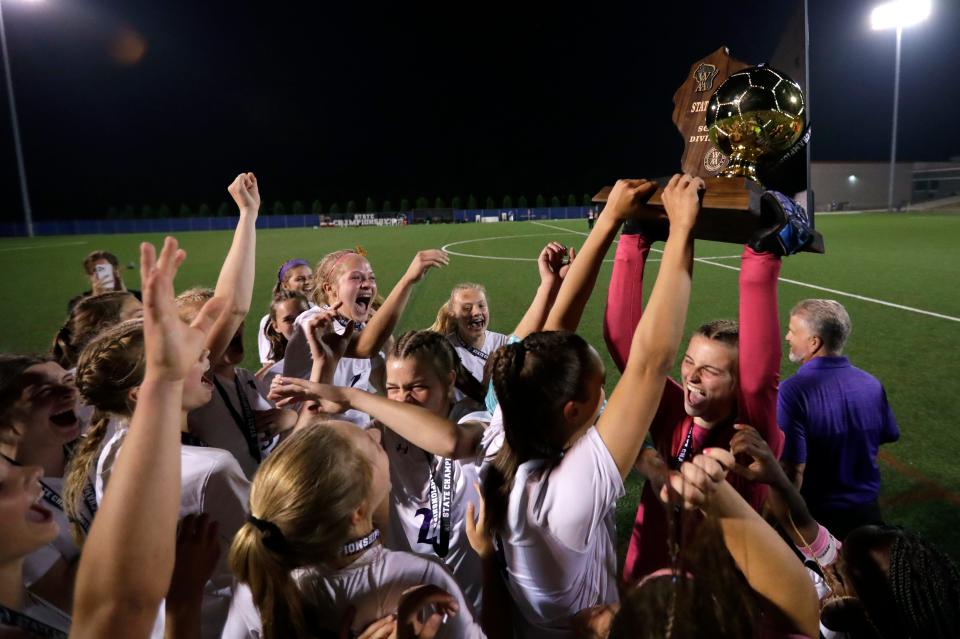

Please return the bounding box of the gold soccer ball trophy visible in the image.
[706,65,805,184]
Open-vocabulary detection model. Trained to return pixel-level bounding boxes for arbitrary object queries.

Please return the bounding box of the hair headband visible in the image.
[277,259,310,284]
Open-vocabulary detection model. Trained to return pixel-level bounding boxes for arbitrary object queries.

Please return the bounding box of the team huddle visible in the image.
[1,173,957,639]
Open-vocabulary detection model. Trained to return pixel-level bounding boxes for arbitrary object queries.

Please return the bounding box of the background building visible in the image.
[811,160,960,211]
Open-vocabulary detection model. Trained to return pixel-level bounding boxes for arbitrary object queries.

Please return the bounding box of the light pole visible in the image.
[871,0,931,211]
[0,0,42,236]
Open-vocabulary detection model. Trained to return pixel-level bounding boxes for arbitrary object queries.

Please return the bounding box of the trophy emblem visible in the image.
[703,146,728,173]
[694,63,718,92]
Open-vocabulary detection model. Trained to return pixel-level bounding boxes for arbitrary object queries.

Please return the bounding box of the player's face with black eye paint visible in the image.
[385,355,455,418]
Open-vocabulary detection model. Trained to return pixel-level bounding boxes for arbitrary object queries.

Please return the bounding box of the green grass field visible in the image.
[2,212,959,560]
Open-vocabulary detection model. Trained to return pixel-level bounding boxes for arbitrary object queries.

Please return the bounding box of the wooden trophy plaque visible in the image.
[594,46,824,251]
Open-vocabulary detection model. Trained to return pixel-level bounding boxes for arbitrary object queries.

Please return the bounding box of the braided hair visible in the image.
[64,319,145,544]
[389,330,486,404]
[483,331,597,531]
[888,528,960,638]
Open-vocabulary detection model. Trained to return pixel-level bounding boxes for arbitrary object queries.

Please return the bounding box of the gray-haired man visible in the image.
[778,299,900,539]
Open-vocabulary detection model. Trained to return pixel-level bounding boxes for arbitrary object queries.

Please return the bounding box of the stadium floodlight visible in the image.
[0,0,45,236]
[871,0,931,30]
[870,0,931,211]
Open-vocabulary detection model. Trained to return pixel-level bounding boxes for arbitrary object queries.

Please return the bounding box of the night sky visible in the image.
[1,0,958,220]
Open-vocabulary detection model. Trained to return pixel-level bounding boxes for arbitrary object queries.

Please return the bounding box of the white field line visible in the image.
[531,221,960,323]
[0,240,88,252]
[442,232,633,263]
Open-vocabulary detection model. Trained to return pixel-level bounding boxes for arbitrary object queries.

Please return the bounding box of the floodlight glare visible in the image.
[848,175,858,183]
[871,0,931,31]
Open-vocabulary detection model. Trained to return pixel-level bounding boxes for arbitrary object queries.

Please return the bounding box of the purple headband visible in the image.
[278,259,310,284]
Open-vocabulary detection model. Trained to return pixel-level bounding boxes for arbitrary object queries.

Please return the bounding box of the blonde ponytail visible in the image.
[63,411,110,545]
[429,300,454,335]
[229,422,373,639]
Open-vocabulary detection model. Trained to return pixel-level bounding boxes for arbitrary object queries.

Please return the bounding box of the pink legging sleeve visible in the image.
[737,246,785,457]
[603,234,652,372]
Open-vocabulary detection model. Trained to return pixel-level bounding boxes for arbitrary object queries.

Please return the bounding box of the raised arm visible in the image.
[544,180,656,332]
[346,250,448,358]
[736,245,784,458]
[597,175,699,478]
[729,423,820,546]
[512,242,573,339]
[72,238,225,639]
[269,380,483,460]
[206,173,259,364]
[602,231,653,373]
[668,448,820,638]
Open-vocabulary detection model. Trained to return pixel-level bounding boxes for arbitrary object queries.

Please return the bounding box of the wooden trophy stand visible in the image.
[594,46,824,252]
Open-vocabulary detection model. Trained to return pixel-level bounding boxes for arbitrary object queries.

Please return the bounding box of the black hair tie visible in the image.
[248,514,287,552]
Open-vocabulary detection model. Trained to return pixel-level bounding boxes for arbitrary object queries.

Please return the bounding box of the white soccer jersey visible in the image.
[22,477,81,588]
[493,425,624,638]
[257,314,272,364]
[187,367,276,481]
[282,305,381,427]
[221,545,484,639]
[447,331,509,384]
[381,399,491,614]
[96,428,251,639]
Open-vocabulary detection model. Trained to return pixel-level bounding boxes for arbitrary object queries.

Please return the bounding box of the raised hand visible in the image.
[401,249,449,285]
[140,237,225,382]
[268,377,352,414]
[602,179,657,221]
[558,246,576,280]
[729,423,783,485]
[537,241,570,288]
[227,172,260,214]
[306,302,355,365]
[396,584,459,639]
[660,173,704,232]
[165,513,221,615]
[659,448,736,511]
[465,482,493,559]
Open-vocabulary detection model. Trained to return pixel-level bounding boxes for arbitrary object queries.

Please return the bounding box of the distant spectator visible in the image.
[67,250,141,313]
[779,299,900,538]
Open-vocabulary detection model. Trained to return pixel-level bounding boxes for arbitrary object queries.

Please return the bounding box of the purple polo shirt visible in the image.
[777,356,899,510]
